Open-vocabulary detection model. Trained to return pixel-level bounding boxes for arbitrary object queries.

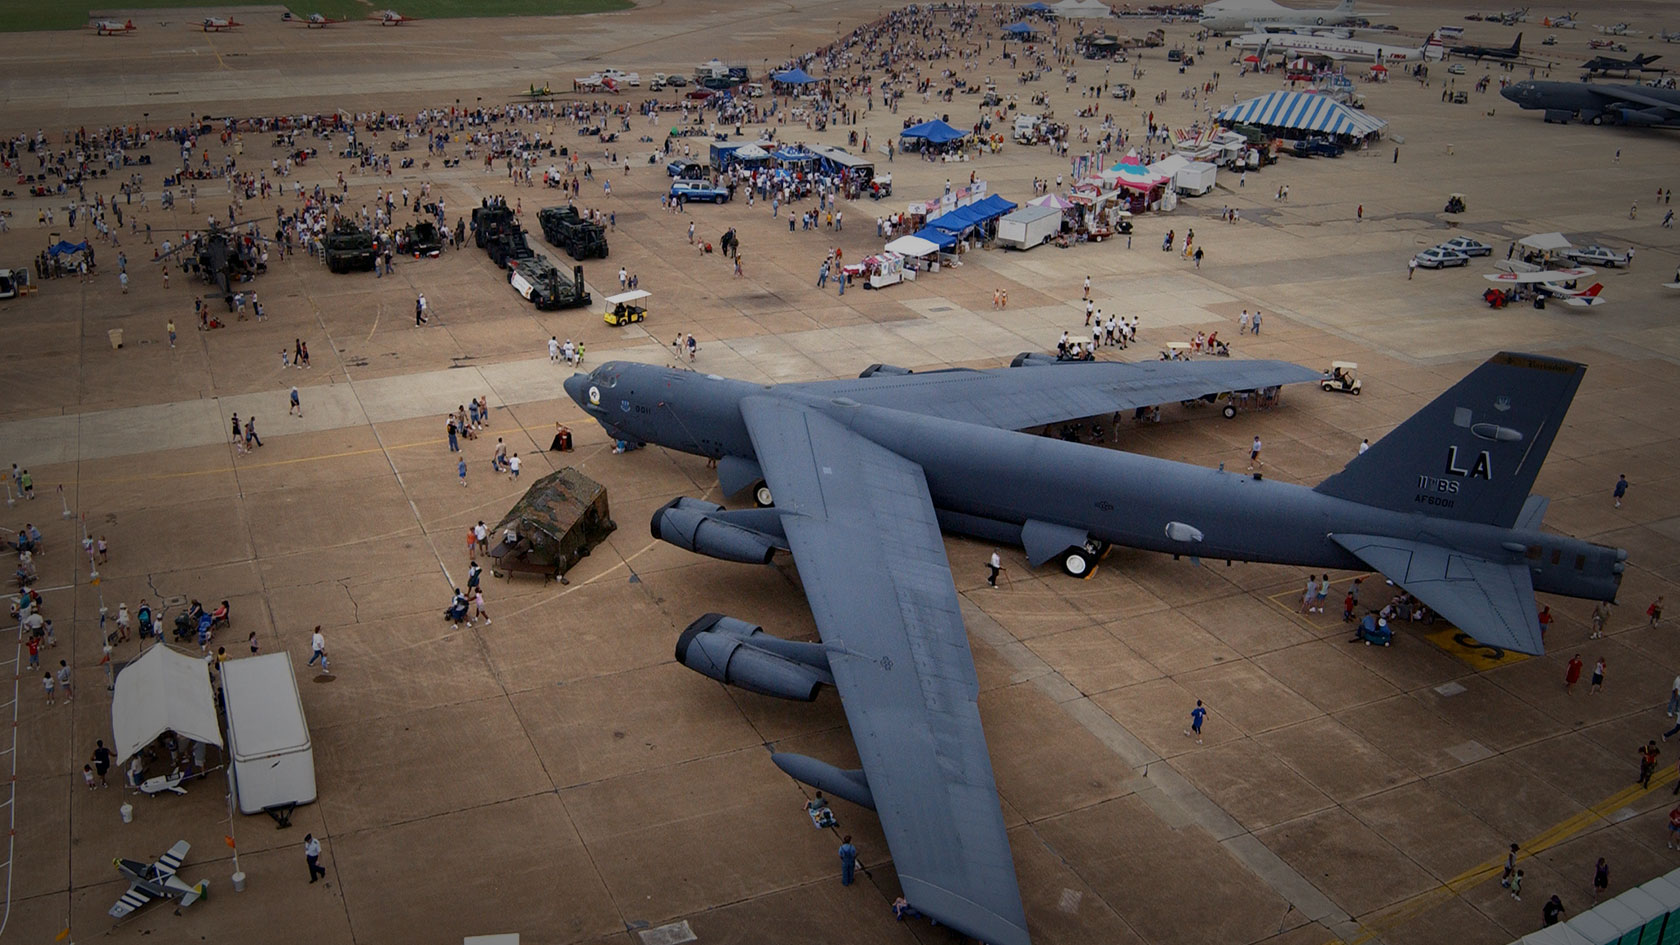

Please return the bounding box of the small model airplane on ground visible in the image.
[370,9,415,25]
[200,16,241,31]
[90,18,135,34]
[110,840,208,918]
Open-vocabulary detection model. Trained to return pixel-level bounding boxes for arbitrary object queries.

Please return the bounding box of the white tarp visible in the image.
[112,645,223,764]
[1051,0,1114,17]
[732,143,770,160]
[1519,232,1573,252]
[884,235,941,257]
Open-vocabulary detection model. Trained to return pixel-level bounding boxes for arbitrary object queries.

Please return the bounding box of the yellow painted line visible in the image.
[1325,765,1679,944]
[1264,579,1529,671]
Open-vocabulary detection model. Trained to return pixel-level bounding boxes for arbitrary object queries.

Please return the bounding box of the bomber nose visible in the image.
[563,373,592,409]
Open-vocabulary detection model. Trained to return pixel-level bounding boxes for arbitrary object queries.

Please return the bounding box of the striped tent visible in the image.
[1217,91,1388,138]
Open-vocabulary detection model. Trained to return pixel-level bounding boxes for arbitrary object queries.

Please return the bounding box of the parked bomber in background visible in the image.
[1232,28,1443,61]
[565,352,1625,945]
[1501,80,1680,126]
[1200,0,1358,34]
[1451,31,1523,59]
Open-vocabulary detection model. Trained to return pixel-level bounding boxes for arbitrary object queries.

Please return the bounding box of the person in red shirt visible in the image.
[1538,606,1553,638]
[1565,654,1583,694]
[25,635,41,671]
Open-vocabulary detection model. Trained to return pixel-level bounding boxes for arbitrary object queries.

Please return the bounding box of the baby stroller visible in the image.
[443,592,470,625]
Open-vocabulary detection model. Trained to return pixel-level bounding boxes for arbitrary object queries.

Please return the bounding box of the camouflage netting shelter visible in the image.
[489,467,616,582]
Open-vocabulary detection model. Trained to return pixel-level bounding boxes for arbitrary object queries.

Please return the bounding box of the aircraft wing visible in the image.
[799,359,1321,431]
[738,395,1031,945]
[1331,534,1544,654]
[1583,84,1680,114]
[1484,267,1595,283]
[110,881,158,918]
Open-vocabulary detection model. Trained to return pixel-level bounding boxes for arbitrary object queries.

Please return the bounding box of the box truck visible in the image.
[995,205,1063,250]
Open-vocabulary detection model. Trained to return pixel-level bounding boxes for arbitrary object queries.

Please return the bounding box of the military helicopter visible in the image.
[156,214,272,303]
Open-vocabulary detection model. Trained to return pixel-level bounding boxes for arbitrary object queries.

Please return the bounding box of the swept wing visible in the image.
[800,359,1321,431]
[739,394,1030,945]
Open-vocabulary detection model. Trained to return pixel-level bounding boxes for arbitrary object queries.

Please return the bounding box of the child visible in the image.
[83,765,98,791]
[473,589,491,625]
[25,635,40,670]
[1510,869,1523,901]
[248,631,260,654]
[1342,590,1356,623]
[43,672,55,705]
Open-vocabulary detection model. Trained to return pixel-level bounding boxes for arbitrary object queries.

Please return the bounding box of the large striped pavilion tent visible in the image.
[1217,90,1389,139]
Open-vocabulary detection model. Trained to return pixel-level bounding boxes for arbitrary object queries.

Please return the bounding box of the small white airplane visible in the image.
[370,9,416,25]
[200,16,241,31]
[110,840,209,918]
[1539,12,1577,29]
[1594,23,1640,36]
[301,12,347,27]
[89,18,136,35]
[1659,29,1680,43]
[1555,282,1606,306]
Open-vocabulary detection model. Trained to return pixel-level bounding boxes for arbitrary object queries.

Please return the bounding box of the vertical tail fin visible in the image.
[1314,353,1585,528]
[1511,32,1523,53]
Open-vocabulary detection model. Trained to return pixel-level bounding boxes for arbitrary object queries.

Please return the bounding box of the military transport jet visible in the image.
[565,353,1624,945]
[1501,79,1680,126]
[109,840,208,918]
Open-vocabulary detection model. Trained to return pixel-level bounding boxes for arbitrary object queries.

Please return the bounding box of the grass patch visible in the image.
[0,0,631,33]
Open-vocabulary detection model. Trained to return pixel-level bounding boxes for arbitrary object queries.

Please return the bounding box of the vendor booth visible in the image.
[843,250,909,289]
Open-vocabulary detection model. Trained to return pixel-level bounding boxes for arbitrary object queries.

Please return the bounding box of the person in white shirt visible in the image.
[508,453,521,481]
[548,336,560,362]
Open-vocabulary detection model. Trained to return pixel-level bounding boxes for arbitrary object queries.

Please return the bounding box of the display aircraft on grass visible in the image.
[1501,79,1680,126]
[370,9,416,25]
[199,16,240,30]
[109,840,208,918]
[564,352,1625,945]
[90,18,135,34]
[301,12,348,27]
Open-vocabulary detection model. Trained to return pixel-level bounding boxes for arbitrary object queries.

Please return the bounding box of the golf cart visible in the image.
[1355,613,1392,646]
[1322,361,1361,395]
[603,289,649,326]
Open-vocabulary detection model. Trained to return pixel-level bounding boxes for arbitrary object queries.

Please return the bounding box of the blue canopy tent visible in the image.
[1004,22,1037,35]
[771,68,819,86]
[899,119,968,147]
[1021,2,1053,10]
[48,240,91,257]
[912,227,959,250]
[925,194,1019,234]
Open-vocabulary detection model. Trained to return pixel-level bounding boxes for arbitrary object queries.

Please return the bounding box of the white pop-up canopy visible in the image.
[112,645,223,764]
[1519,232,1573,252]
[884,234,941,257]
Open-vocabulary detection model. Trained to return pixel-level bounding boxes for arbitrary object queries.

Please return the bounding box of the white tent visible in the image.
[112,645,223,764]
[1519,232,1573,252]
[732,143,770,160]
[1051,0,1114,17]
[884,234,941,257]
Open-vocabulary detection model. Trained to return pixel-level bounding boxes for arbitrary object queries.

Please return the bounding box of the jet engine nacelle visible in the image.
[675,613,834,701]
[1618,107,1670,126]
[651,497,788,564]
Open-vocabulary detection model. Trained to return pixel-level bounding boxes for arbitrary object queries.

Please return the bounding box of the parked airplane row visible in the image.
[89,10,416,33]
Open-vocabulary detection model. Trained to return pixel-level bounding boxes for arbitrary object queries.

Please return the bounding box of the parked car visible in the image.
[1414,247,1470,269]
[670,180,730,204]
[1440,237,1493,257]
[1565,245,1631,267]
[1447,63,1466,74]
[665,74,688,87]
[667,158,701,177]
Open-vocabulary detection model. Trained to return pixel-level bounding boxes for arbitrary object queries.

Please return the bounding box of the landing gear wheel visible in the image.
[752,480,774,508]
[1221,404,1237,419]
[1061,546,1094,577]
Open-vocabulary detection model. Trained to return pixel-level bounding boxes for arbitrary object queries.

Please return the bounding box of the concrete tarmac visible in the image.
[1,2,1678,944]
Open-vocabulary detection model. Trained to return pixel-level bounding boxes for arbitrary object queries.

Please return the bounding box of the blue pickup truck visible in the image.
[670,180,730,204]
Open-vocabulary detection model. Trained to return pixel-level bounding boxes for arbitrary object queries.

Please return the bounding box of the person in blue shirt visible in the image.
[838,836,858,886]
[1186,700,1207,745]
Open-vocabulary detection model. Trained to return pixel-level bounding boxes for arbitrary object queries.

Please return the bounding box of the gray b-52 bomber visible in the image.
[565,352,1624,945]
[1501,79,1680,126]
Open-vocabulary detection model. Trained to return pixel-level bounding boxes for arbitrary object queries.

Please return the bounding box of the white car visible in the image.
[1414,247,1470,269]
[1565,244,1631,267]
[1447,63,1466,74]
[1440,237,1492,257]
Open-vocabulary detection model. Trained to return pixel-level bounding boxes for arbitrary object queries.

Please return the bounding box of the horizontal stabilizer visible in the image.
[1332,534,1543,654]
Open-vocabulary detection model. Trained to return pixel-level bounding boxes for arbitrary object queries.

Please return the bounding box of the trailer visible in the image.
[222,653,316,816]
[995,205,1064,250]
[1175,161,1219,196]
